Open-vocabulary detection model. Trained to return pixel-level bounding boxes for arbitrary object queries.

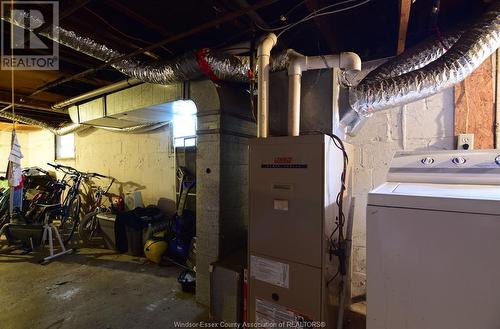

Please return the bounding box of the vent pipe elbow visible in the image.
[257,33,278,138]
[339,52,362,73]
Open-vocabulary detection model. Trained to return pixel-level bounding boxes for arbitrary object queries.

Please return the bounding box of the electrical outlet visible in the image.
[457,133,474,150]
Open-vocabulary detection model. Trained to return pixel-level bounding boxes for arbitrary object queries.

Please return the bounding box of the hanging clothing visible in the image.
[6,130,24,212]
[7,130,23,188]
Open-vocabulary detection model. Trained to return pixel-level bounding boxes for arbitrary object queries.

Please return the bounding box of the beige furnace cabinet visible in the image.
[248,135,351,327]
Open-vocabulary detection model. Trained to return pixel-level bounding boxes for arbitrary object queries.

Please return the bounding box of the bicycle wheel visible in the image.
[59,195,81,244]
[0,211,9,235]
[78,210,100,245]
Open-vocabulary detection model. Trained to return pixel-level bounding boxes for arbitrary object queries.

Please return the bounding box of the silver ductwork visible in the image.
[0,111,87,135]
[97,122,169,133]
[361,31,461,83]
[341,2,500,134]
[3,12,288,85]
[0,111,168,135]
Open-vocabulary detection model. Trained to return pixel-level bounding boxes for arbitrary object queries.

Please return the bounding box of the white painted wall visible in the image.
[0,126,176,208]
[347,88,455,296]
[74,126,176,207]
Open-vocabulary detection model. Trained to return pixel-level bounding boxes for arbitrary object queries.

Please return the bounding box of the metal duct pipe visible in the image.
[52,78,142,109]
[96,122,169,133]
[287,51,361,136]
[0,111,167,135]
[2,12,288,85]
[0,111,87,135]
[361,31,461,84]
[341,2,500,135]
[257,33,278,138]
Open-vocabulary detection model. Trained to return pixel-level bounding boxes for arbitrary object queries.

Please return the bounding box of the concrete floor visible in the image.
[0,243,206,329]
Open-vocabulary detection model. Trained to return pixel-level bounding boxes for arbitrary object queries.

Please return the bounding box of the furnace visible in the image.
[248,134,352,325]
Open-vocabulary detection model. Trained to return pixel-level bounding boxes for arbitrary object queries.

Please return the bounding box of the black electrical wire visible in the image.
[302,130,349,286]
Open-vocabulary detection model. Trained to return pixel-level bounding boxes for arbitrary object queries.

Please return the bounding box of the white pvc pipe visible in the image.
[257,33,277,138]
[288,74,301,136]
[287,52,361,136]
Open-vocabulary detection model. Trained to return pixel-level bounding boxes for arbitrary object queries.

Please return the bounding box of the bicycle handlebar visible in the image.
[37,168,50,175]
[47,164,110,182]
[86,172,106,178]
[47,163,82,177]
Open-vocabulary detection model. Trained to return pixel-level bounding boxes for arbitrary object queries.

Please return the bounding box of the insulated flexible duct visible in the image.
[0,111,86,135]
[342,2,500,134]
[361,31,461,83]
[3,12,288,84]
[0,111,168,135]
[96,122,169,133]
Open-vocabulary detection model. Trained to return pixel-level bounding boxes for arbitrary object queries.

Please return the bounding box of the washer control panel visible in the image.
[388,150,500,184]
[393,150,500,169]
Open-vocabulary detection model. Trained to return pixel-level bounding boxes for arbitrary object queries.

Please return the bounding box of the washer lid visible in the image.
[369,182,500,215]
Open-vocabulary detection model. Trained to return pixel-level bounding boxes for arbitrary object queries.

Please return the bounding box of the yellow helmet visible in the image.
[144,239,167,264]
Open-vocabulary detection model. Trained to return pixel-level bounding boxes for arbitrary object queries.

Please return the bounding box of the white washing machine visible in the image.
[367,150,500,329]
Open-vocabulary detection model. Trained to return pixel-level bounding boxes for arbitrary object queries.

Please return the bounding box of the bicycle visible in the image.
[40,163,85,244]
[78,173,114,245]
[0,167,55,232]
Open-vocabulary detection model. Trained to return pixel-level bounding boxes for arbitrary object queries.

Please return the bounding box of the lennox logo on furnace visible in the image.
[273,157,292,164]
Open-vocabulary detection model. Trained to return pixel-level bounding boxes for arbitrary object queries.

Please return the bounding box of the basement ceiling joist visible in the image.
[0,0,490,125]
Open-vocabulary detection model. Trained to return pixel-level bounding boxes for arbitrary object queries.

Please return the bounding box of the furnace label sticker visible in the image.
[255,298,316,328]
[261,164,308,169]
[250,256,289,288]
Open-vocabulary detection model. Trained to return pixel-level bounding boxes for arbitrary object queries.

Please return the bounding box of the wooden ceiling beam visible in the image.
[65,11,161,60]
[0,90,67,114]
[0,106,69,123]
[27,0,280,98]
[397,0,412,55]
[59,0,92,20]
[305,0,339,54]
[231,0,270,29]
[104,0,172,38]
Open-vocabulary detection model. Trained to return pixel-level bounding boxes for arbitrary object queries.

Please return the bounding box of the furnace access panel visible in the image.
[248,135,349,325]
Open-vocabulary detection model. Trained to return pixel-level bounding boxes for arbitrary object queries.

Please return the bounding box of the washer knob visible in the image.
[421,157,434,165]
[495,155,500,166]
[452,157,466,165]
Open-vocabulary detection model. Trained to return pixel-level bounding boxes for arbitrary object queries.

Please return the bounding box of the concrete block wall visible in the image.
[347,88,455,297]
[193,78,256,305]
[196,129,222,305]
[219,133,251,253]
[2,126,176,208]
[195,111,255,305]
[74,126,176,207]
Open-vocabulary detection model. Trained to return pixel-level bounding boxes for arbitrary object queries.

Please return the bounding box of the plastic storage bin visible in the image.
[97,212,117,250]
